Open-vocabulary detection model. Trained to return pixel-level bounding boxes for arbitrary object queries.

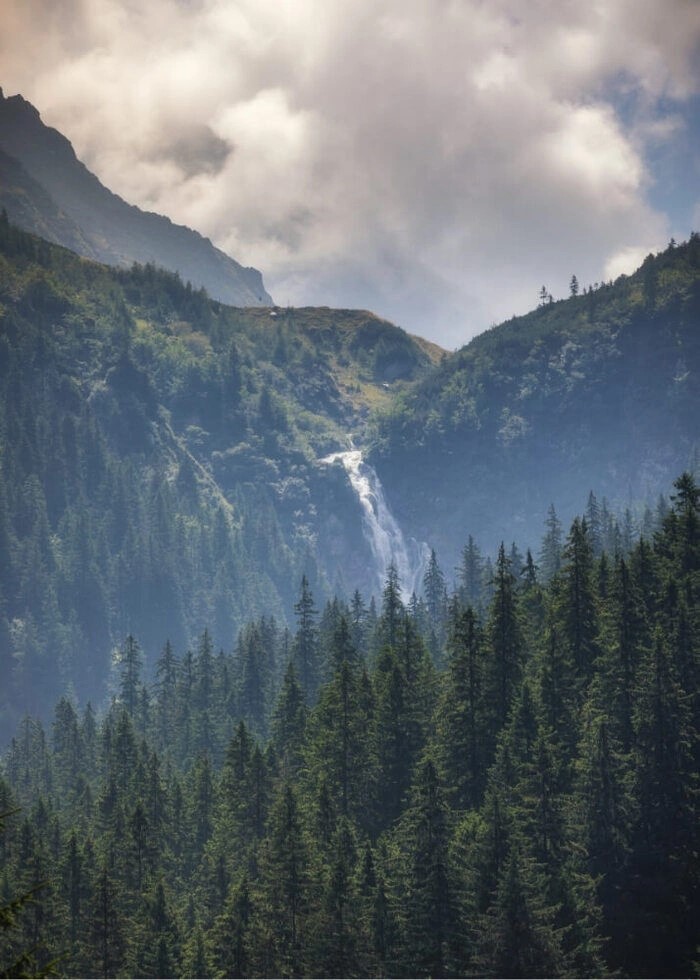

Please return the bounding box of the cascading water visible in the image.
[322,448,429,598]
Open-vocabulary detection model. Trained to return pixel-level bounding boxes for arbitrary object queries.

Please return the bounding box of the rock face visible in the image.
[0,88,272,306]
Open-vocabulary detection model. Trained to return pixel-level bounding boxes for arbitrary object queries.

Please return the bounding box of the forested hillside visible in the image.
[373,235,700,564]
[0,216,437,740]
[1,475,697,978]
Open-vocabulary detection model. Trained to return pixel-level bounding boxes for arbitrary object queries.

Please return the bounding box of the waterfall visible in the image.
[322,448,429,598]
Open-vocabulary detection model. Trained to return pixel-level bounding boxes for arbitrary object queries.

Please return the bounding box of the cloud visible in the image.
[605,244,657,281]
[1,0,699,347]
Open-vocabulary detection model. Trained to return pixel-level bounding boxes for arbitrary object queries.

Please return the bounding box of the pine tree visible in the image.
[554,518,599,689]
[235,623,272,740]
[192,629,217,755]
[539,504,563,582]
[664,471,700,580]
[208,874,252,979]
[570,705,630,966]
[188,755,215,857]
[51,698,82,804]
[354,842,396,977]
[253,784,310,977]
[215,722,269,860]
[597,555,649,750]
[181,925,210,979]
[457,535,485,611]
[270,661,308,781]
[349,589,368,657]
[89,863,124,979]
[292,575,319,702]
[397,758,454,978]
[535,620,579,764]
[435,603,487,810]
[312,816,360,978]
[305,657,377,832]
[585,491,602,557]
[484,544,523,738]
[117,635,142,718]
[477,844,565,978]
[422,549,448,666]
[379,562,404,651]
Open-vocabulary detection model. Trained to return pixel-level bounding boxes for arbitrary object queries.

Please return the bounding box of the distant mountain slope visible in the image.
[0,88,272,306]
[372,235,700,564]
[0,218,437,736]
[0,145,97,258]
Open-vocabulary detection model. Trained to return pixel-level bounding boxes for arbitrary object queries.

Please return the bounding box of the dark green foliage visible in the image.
[484,544,524,736]
[435,603,487,810]
[1,474,698,978]
[292,576,319,703]
[393,758,454,978]
[0,220,437,742]
[553,518,599,690]
[373,234,700,575]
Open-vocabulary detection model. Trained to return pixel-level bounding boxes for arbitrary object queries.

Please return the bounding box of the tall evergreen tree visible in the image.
[435,603,486,810]
[458,535,485,612]
[117,635,142,718]
[306,656,377,832]
[484,544,523,738]
[292,576,319,703]
[252,784,310,977]
[270,661,308,781]
[554,518,599,690]
[379,562,404,651]
[396,757,454,978]
[422,549,448,666]
[539,504,563,582]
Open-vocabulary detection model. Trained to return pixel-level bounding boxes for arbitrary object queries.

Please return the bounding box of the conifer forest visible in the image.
[1,473,698,977]
[0,119,699,978]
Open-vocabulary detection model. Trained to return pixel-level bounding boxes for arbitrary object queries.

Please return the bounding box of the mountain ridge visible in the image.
[0,215,439,736]
[0,94,698,740]
[371,234,700,564]
[0,88,272,307]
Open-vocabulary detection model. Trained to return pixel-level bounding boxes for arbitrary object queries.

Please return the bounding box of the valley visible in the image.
[0,86,697,980]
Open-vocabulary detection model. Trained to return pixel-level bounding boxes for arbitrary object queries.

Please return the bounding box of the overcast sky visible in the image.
[2,0,700,347]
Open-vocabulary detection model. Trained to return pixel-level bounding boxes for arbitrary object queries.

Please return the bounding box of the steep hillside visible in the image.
[0,88,271,306]
[0,217,437,737]
[372,235,700,565]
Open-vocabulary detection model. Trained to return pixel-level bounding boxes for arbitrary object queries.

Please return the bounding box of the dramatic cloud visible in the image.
[2,0,699,346]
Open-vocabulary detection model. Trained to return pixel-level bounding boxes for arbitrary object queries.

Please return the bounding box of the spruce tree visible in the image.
[253,784,310,977]
[292,575,320,702]
[435,603,487,810]
[422,548,448,666]
[554,518,599,691]
[397,757,454,978]
[484,544,523,739]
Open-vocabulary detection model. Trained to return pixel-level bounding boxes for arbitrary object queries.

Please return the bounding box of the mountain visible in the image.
[1,188,699,741]
[0,88,271,306]
[371,235,700,568]
[0,216,438,736]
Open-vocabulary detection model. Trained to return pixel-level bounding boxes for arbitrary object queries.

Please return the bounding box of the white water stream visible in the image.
[322,448,429,598]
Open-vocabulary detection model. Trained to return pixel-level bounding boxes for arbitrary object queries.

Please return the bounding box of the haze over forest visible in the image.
[0,3,698,978]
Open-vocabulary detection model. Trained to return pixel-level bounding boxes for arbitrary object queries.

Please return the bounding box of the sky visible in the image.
[2,0,700,348]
